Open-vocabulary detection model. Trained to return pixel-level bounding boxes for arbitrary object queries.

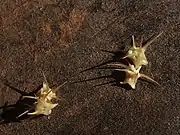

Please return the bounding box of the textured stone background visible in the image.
[0,0,179,134]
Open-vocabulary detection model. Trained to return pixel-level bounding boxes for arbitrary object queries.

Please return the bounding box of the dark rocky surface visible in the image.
[0,0,179,134]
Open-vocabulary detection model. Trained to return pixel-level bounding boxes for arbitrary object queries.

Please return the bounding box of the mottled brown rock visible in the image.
[0,0,179,134]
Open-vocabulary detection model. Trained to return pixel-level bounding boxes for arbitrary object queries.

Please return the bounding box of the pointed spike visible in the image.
[22,96,38,100]
[45,81,67,97]
[28,111,38,115]
[114,68,130,72]
[140,74,160,86]
[17,110,30,118]
[122,54,131,59]
[143,32,163,50]
[120,82,125,84]
[107,63,128,69]
[122,53,134,59]
[132,35,136,48]
[130,83,136,89]
[50,82,67,96]
[42,72,49,86]
[54,81,67,92]
[122,55,128,59]
[52,87,60,93]
[137,66,142,72]
[52,103,58,108]
[120,81,136,89]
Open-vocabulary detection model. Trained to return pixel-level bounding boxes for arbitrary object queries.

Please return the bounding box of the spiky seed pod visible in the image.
[18,86,59,117]
[108,63,159,89]
[123,33,162,68]
[17,75,67,118]
[27,95,58,115]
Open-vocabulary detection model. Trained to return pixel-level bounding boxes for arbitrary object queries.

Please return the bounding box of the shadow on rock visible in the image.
[0,80,43,124]
[75,49,132,90]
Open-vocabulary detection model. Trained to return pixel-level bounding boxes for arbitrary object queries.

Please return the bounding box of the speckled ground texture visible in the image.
[0,0,179,135]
